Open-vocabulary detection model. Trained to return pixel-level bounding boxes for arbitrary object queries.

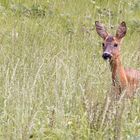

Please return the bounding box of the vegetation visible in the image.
[0,0,140,139]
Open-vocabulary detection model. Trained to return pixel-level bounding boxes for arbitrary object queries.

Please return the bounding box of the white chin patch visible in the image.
[106,58,110,62]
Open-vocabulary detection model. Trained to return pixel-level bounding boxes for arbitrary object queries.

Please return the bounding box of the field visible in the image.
[0,0,140,139]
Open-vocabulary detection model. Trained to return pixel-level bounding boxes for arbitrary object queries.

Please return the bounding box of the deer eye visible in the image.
[102,43,105,47]
[114,43,118,47]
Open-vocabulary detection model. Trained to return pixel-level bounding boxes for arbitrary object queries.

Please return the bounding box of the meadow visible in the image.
[0,0,140,139]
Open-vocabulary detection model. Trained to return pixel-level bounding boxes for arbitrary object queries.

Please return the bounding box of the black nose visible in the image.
[102,53,112,60]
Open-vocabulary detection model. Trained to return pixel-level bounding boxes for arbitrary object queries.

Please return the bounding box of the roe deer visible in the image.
[95,21,140,97]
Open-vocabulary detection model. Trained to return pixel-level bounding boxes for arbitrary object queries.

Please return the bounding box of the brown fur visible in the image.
[95,21,140,97]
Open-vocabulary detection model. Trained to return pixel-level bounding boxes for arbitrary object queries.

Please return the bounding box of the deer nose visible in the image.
[102,52,112,60]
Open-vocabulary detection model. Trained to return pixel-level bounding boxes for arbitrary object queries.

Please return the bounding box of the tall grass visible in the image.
[0,0,140,139]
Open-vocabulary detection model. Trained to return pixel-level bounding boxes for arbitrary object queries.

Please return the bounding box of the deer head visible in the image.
[95,21,127,61]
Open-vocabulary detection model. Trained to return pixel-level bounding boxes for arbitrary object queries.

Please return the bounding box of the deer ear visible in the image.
[116,21,127,40]
[95,21,108,39]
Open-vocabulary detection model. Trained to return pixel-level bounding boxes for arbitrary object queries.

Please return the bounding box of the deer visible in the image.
[95,21,140,98]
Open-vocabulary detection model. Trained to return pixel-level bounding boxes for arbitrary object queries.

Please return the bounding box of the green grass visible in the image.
[0,0,140,139]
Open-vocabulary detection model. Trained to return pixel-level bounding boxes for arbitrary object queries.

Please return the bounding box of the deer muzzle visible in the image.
[102,52,112,60]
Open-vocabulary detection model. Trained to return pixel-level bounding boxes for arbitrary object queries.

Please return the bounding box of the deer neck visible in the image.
[110,57,128,88]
